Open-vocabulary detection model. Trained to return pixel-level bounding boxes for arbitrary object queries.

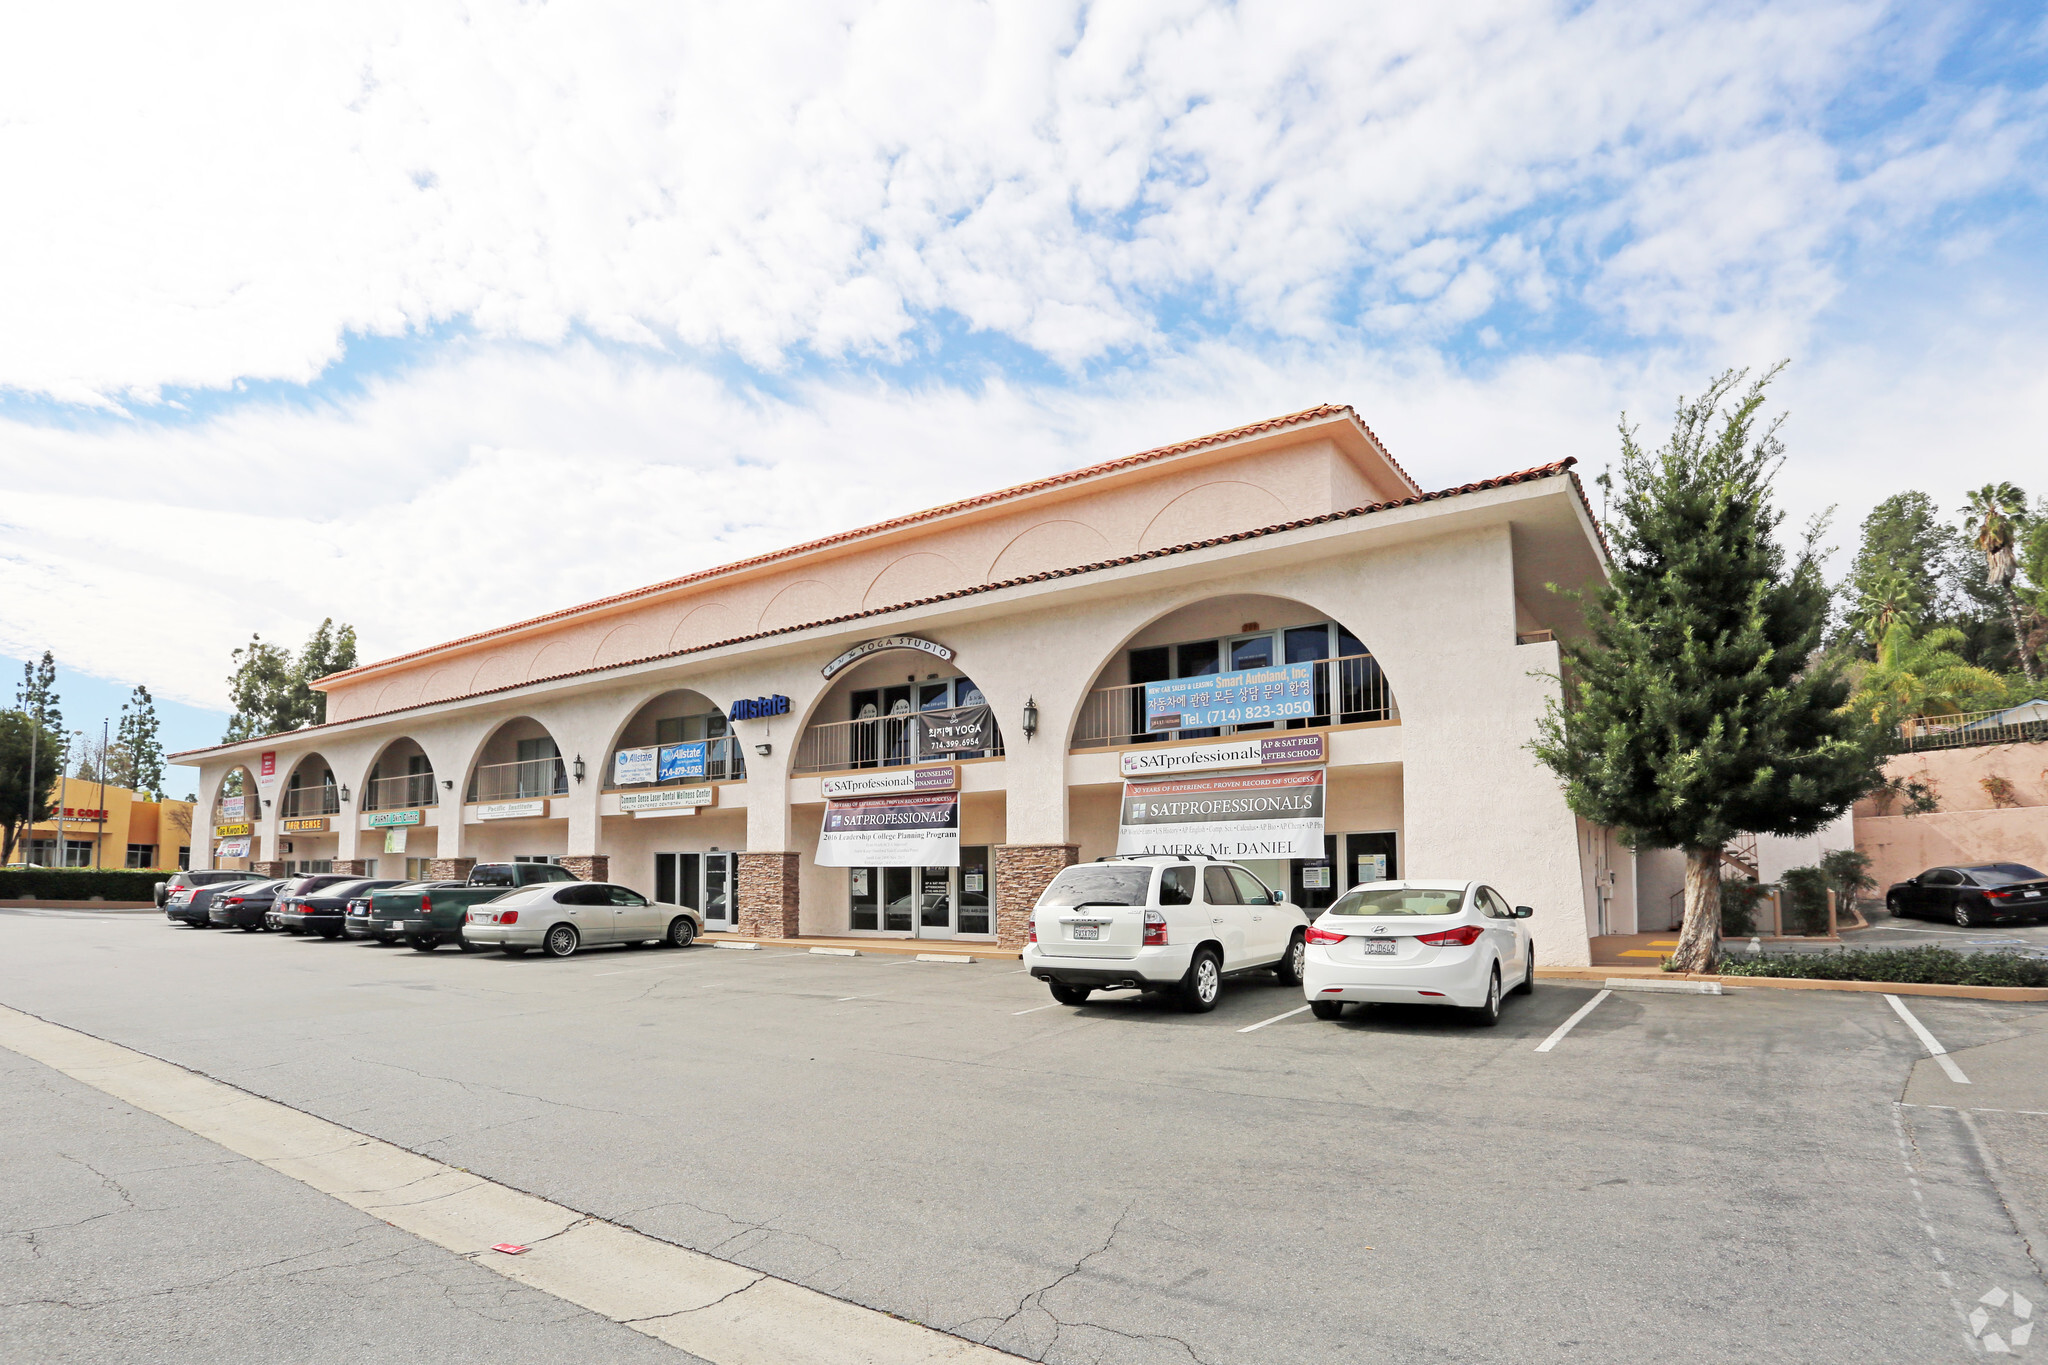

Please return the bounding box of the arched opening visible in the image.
[604,688,744,789]
[361,737,438,813]
[1070,593,1394,750]
[206,765,261,869]
[279,753,341,874]
[280,753,339,819]
[791,652,998,776]
[465,718,568,803]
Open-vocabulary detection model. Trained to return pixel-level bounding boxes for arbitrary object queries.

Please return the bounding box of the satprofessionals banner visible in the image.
[1116,769,1325,859]
[817,791,960,867]
[1143,662,1316,732]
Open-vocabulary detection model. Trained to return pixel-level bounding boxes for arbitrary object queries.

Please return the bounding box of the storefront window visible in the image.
[847,848,992,936]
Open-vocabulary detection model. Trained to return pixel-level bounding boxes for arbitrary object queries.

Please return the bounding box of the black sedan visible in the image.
[268,873,375,932]
[278,879,403,939]
[165,879,255,928]
[208,879,287,931]
[1884,863,2048,927]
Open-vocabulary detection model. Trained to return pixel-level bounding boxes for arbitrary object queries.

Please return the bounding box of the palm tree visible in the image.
[1963,481,2041,682]
[1855,567,1922,644]
[1849,621,2003,728]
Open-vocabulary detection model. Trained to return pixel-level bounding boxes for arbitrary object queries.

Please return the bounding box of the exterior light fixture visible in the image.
[441,779,453,791]
[339,785,351,805]
[572,755,586,783]
[1022,697,1039,740]
[755,742,773,757]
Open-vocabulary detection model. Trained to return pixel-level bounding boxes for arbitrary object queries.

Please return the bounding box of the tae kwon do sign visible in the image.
[817,791,960,867]
[1119,733,1324,778]
[1116,769,1325,859]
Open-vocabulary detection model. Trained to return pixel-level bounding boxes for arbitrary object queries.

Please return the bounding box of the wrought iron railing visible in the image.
[1071,653,1396,749]
[793,710,1004,775]
[1896,708,2048,753]
[607,736,748,786]
[362,773,439,810]
[467,757,568,802]
[281,785,340,818]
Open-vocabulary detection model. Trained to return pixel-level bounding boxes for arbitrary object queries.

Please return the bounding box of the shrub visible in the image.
[1981,775,2021,809]
[1715,946,2048,988]
[1720,877,1769,936]
[1778,865,1833,936]
[0,868,168,902]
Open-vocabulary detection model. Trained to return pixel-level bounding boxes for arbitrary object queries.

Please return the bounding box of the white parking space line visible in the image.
[1885,994,1972,1084]
[1011,1003,1058,1015]
[1534,989,1611,1052]
[1238,1004,1310,1033]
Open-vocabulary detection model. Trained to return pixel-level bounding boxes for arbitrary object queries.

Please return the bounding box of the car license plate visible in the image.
[1073,925,1099,940]
[1361,939,1397,955]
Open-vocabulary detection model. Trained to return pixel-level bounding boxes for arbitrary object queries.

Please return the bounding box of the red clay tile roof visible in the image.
[170,456,1580,761]
[316,403,1411,687]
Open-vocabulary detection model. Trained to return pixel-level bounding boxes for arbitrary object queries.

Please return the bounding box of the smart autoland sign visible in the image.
[1115,769,1325,859]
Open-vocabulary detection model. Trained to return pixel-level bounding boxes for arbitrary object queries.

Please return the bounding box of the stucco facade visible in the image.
[173,406,1619,965]
[1855,743,2048,895]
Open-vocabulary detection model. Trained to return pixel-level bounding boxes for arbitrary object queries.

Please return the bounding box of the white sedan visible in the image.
[463,882,703,958]
[1301,879,1534,1026]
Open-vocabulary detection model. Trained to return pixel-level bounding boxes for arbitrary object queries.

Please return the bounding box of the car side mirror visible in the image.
[1513,906,1534,919]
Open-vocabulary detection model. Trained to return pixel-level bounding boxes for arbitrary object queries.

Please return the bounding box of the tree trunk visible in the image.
[2003,585,2042,683]
[1670,845,1723,973]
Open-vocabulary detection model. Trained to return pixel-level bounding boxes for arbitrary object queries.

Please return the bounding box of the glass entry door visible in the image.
[847,846,992,937]
[656,852,736,930]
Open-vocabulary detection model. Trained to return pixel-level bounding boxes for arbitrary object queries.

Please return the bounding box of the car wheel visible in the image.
[1275,932,1306,986]
[544,924,579,958]
[667,917,696,948]
[502,946,529,958]
[1887,895,1906,918]
[409,934,438,952]
[1310,999,1345,1020]
[1179,949,1222,1013]
[456,935,482,954]
[1049,981,1093,1006]
[1467,967,1502,1027]
[1954,905,1973,928]
[1514,943,1536,995]
[239,924,261,933]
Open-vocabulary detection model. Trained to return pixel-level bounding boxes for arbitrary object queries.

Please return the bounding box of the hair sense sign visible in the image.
[1116,769,1325,859]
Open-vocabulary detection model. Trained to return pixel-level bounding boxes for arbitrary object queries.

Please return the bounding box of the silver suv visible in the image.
[1022,855,1310,1012]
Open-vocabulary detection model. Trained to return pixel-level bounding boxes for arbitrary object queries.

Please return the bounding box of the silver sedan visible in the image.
[463,881,704,958]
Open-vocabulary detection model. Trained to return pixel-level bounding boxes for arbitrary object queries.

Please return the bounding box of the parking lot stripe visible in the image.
[1884,994,1972,1084]
[1238,1004,1311,1033]
[0,1003,1026,1364]
[1011,1003,1058,1015]
[1534,989,1611,1052]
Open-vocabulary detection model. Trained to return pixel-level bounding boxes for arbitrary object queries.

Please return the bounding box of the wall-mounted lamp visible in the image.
[441,779,453,791]
[339,784,351,805]
[1021,697,1039,740]
[755,742,773,757]
[262,798,273,811]
[572,755,586,784]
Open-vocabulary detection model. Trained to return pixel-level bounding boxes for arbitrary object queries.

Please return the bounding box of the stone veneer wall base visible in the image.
[330,860,370,877]
[556,855,609,883]
[994,844,1079,948]
[247,861,286,879]
[428,857,477,882]
[738,852,801,938]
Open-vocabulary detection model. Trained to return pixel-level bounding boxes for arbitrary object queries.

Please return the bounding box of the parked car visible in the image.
[464,882,703,958]
[1021,855,1310,1012]
[165,879,254,928]
[276,879,404,938]
[207,879,288,932]
[352,881,467,943]
[268,874,371,932]
[1884,864,2048,927]
[1300,880,1535,1026]
[366,862,584,951]
[155,869,250,908]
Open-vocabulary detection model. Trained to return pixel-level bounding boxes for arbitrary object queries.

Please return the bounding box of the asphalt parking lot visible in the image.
[4,907,2046,1364]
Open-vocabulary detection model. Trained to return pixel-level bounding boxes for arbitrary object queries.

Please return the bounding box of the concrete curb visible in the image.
[1538,967,2048,1003]
[808,946,860,957]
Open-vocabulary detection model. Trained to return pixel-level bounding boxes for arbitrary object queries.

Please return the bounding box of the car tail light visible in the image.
[1305,925,1347,945]
[225,897,243,906]
[1027,917,1037,944]
[420,894,433,912]
[1141,909,1168,945]
[1417,925,1483,948]
[1986,890,2014,900]
[498,911,518,925]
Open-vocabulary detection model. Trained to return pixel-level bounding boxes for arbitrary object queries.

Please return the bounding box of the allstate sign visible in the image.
[728,695,791,721]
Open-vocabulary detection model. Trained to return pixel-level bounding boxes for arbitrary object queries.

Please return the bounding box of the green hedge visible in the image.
[1714,946,2048,989]
[0,869,169,902]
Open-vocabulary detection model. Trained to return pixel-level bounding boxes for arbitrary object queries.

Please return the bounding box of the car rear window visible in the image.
[1329,886,1465,916]
[1972,864,2047,885]
[1037,865,1154,908]
[469,865,516,887]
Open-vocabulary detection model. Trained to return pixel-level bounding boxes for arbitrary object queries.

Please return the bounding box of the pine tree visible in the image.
[1533,367,1885,972]
[117,685,165,798]
[15,651,64,771]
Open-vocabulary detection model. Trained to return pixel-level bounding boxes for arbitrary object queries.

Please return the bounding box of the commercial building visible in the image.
[173,405,1634,963]
[13,778,194,871]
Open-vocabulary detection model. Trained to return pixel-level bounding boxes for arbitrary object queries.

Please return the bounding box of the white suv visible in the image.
[1022,856,1311,1012]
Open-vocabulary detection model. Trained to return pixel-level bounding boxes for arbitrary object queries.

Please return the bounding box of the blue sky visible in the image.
[1,1,2044,785]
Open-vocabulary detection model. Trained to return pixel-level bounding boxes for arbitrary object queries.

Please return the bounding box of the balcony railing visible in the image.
[793,710,1004,776]
[467,757,568,802]
[1072,653,1397,750]
[608,736,748,787]
[281,785,340,818]
[1896,707,2048,753]
[362,773,439,811]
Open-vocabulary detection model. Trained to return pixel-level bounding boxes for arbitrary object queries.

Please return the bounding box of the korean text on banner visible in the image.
[658,742,707,782]
[914,705,995,756]
[817,792,960,868]
[613,747,657,786]
[1117,769,1325,859]
[1143,662,1316,732]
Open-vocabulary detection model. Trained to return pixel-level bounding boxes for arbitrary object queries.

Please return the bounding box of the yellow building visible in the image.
[16,778,196,871]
